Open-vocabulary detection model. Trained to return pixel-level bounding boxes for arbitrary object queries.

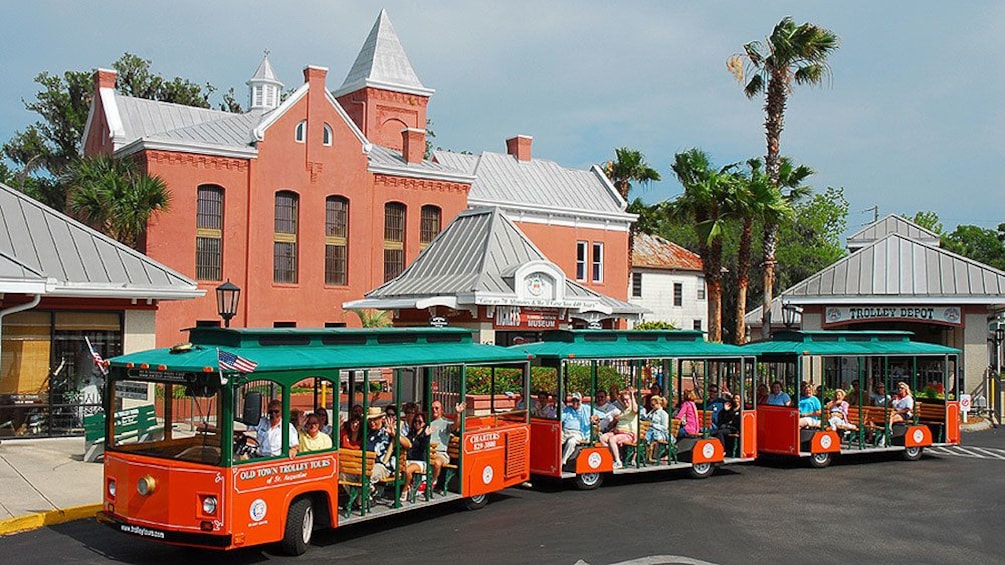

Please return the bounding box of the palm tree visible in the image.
[667,149,741,342]
[605,148,661,278]
[728,17,838,336]
[352,309,392,328]
[65,155,171,249]
[733,158,810,343]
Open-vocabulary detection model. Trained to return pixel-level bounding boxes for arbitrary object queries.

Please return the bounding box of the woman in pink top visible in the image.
[674,389,699,439]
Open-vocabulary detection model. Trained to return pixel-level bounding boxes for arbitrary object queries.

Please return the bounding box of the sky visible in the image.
[2,1,1003,238]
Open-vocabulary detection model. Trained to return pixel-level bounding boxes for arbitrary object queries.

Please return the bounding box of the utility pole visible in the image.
[862,205,879,224]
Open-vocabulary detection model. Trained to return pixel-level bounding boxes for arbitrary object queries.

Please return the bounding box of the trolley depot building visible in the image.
[0,182,201,438]
[754,215,1005,394]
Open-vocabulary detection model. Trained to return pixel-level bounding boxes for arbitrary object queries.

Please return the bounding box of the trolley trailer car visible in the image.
[96,327,532,554]
[516,330,757,489]
[744,330,961,468]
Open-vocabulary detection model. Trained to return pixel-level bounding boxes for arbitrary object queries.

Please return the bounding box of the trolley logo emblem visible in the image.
[587,452,602,469]
[702,443,716,459]
[819,434,832,449]
[249,499,267,522]
[913,429,925,443]
[482,465,494,485]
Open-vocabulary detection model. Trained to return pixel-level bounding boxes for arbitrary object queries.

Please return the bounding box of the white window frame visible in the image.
[697,276,706,300]
[591,242,604,283]
[631,272,642,297]
[323,123,333,146]
[575,241,587,281]
[295,120,307,143]
[673,282,683,307]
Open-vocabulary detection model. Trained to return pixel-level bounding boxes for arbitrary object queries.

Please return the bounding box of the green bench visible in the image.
[83,405,158,462]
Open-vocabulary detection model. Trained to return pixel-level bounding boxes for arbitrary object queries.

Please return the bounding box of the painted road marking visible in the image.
[928,445,1005,460]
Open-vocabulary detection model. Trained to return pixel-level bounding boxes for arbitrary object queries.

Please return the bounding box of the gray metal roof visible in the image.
[783,233,1005,304]
[249,54,282,85]
[115,94,234,144]
[155,110,263,148]
[847,214,941,249]
[0,183,202,300]
[434,150,630,218]
[367,144,474,181]
[333,9,433,98]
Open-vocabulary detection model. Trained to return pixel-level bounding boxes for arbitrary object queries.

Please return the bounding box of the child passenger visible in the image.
[826,389,858,431]
[645,396,670,462]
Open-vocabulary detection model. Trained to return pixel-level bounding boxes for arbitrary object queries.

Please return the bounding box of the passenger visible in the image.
[541,395,558,419]
[560,392,598,466]
[644,396,670,462]
[314,407,332,436]
[290,408,306,433]
[711,395,742,454]
[870,383,891,407]
[643,383,662,415]
[756,383,770,405]
[766,381,793,406]
[256,399,299,459]
[299,414,333,453]
[844,382,863,405]
[889,382,915,424]
[592,390,621,432]
[365,407,411,488]
[531,392,550,418]
[428,400,466,490]
[797,383,822,428]
[340,415,363,449]
[599,389,639,469]
[401,402,418,435]
[401,412,431,503]
[705,384,727,430]
[350,404,365,421]
[826,389,858,431]
[610,384,626,411]
[674,389,700,439]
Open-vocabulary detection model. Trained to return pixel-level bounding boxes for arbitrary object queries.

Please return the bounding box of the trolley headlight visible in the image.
[137,475,157,496]
[201,495,218,515]
[107,479,116,498]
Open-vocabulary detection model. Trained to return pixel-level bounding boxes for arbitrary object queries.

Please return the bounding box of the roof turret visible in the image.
[333,9,434,98]
[247,50,284,111]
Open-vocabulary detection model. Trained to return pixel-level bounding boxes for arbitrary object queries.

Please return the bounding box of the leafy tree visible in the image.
[634,320,678,330]
[728,17,839,337]
[904,210,944,235]
[605,147,661,278]
[668,149,742,342]
[65,155,171,249]
[351,309,392,328]
[942,224,1005,271]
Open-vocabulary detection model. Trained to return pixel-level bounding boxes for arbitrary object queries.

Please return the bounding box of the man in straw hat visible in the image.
[365,406,411,489]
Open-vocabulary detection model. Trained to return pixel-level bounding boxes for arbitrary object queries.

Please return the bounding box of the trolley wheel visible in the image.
[689,462,715,479]
[280,497,314,556]
[575,472,603,490]
[809,452,832,469]
[463,494,488,511]
[902,446,923,461]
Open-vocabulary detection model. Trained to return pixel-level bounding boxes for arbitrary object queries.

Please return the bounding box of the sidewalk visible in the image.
[0,437,102,535]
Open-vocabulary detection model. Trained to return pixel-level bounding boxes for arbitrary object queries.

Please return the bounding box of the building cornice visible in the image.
[369,164,476,185]
[116,138,258,160]
[470,199,636,231]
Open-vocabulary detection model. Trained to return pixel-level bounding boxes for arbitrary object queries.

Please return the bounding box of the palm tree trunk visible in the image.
[761,222,779,338]
[761,69,788,338]
[735,218,752,344]
[706,236,723,342]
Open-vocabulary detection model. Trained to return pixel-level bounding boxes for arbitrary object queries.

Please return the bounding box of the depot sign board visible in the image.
[494,306,560,330]
[824,305,962,327]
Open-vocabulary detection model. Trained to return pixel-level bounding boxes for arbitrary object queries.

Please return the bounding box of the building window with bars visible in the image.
[420,205,441,249]
[384,202,406,282]
[592,242,604,283]
[576,241,587,281]
[693,320,702,331]
[274,191,298,283]
[325,196,348,285]
[195,185,223,281]
[631,272,643,297]
[697,277,706,300]
[674,282,683,306]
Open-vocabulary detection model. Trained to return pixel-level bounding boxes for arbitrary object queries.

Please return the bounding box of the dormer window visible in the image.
[295,121,306,143]
[323,124,333,146]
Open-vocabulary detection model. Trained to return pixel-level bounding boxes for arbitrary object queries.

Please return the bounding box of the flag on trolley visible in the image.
[217,349,258,373]
[84,336,109,376]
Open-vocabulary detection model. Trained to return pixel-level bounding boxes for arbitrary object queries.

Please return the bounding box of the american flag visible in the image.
[84,336,109,376]
[217,349,258,373]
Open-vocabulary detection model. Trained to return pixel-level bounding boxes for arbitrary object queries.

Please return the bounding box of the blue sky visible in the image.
[3,1,1002,236]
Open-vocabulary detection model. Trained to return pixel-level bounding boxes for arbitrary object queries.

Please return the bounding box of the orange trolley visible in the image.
[96,327,531,554]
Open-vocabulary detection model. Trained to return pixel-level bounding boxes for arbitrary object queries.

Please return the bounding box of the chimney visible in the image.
[402,128,426,164]
[95,68,117,90]
[302,65,328,87]
[506,135,533,162]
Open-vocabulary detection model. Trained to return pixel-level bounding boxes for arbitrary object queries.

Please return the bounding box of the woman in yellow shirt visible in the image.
[299,414,333,453]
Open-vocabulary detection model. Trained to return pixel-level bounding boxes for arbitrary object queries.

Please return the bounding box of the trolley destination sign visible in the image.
[824,305,962,326]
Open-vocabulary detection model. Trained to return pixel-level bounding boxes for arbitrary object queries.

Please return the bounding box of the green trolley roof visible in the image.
[742,330,961,357]
[513,330,751,359]
[109,327,532,375]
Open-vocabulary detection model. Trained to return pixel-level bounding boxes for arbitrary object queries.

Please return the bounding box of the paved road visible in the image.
[5,430,1005,565]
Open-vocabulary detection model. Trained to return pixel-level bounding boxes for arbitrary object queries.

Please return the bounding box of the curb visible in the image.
[960,418,994,433]
[0,504,102,536]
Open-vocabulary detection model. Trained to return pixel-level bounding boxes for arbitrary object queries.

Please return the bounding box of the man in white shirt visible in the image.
[255,399,299,459]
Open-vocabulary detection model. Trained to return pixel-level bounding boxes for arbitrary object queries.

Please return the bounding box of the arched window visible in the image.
[383,202,406,282]
[420,205,441,249]
[195,185,224,281]
[325,196,349,285]
[295,120,307,143]
[274,191,299,283]
[323,123,333,146]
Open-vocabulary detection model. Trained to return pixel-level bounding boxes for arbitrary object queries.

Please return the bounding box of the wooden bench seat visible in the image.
[338,449,401,517]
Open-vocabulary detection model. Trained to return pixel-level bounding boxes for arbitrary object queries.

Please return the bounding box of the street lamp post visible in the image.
[994,325,1004,422]
[215,280,241,328]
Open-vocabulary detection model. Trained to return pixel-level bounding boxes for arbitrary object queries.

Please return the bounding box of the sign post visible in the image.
[960,393,971,423]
